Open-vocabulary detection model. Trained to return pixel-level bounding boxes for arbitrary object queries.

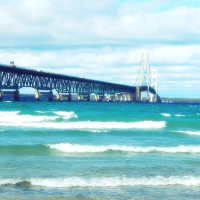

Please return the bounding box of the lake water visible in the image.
[0,101,200,199]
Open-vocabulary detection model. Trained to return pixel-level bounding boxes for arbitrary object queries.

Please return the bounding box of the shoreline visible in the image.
[161,97,200,104]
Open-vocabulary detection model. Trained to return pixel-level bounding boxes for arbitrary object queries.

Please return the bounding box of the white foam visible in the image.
[161,113,171,117]
[0,115,58,123]
[0,120,166,129]
[35,111,46,113]
[173,131,200,136]
[47,143,200,153]
[53,111,78,119]
[1,176,200,187]
[89,130,110,133]
[0,111,20,115]
[175,114,185,117]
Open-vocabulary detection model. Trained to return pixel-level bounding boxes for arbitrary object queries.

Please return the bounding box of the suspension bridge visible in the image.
[0,53,161,102]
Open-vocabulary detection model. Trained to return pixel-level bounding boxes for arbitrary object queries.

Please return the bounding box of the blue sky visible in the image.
[0,0,200,98]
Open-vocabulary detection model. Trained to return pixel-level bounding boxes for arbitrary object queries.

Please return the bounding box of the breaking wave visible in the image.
[0,111,20,115]
[1,176,200,187]
[53,111,78,119]
[161,113,171,117]
[173,130,200,136]
[175,114,185,117]
[0,119,166,130]
[47,143,200,154]
[0,114,58,123]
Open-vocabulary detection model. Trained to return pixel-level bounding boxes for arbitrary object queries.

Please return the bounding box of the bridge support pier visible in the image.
[0,91,2,101]
[108,95,115,101]
[77,95,81,101]
[151,94,157,102]
[96,95,104,101]
[145,87,150,102]
[14,90,19,101]
[68,94,72,101]
[82,94,90,101]
[35,91,40,101]
[136,87,141,102]
[115,93,123,101]
[125,93,135,101]
[49,90,53,101]
[78,94,90,101]
[56,94,61,101]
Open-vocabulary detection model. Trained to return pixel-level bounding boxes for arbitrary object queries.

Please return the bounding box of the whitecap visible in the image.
[0,121,166,130]
[46,143,200,153]
[0,115,58,123]
[175,114,185,117]
[89,130,110,133]
[1,176,200,187]
[173,130,200,136]
[0,111,20,116]
[53,111,78,119]
[161,113,171,117]
[35,111,46,113]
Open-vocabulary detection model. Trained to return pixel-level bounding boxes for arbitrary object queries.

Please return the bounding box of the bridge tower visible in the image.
[135,53,151,101]
[150,69,158,102]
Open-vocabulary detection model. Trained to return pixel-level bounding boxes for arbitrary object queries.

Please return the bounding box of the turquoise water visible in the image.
[0,101,200,199]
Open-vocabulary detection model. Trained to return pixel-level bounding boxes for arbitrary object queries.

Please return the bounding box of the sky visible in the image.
[0,0,200,98]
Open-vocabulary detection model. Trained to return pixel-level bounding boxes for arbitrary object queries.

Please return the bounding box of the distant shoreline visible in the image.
[161,97,200,103]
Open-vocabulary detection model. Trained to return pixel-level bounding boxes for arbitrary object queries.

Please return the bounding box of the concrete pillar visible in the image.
[14,90,19,101]
[151,94,157,102]
[0,91,2,101]
[78,95,82,101]
[115,93,122,101]
[56,94,61,101]
[126,93,135,101]
[81,94,90,101]
[108,95,115,101]
[49,90,53,101]
[104,95,112,101]
[96,95,104,101]
[68,94,72,101]
[146,87,150,102]
[35,91,40,101]
[123,94,127,101]
[136,87,141,102]
[86,95,90,101]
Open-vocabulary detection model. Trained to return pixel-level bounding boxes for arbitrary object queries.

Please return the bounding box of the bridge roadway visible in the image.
[0,63,160,102]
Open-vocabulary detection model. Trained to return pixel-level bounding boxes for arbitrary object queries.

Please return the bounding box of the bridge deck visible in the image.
[0,63,160,102]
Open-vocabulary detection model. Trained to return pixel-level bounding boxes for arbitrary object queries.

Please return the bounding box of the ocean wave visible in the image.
[175,114,185,117]
[35,111,46,113]
[46,143,200,153]
[53,111,78,119]
[161,113,171,117]
[0,120,166,130]
[173,131,200,136]
[89,130,110,133]
[0,111,20,115]
[1,176,200,187]
[0,115,58,123]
